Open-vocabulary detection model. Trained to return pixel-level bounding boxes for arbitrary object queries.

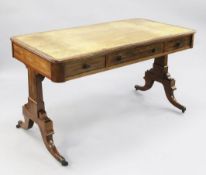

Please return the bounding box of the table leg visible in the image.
[16,68,68,166]
[135,55,186,113]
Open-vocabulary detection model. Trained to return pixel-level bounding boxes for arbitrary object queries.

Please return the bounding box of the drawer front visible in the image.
[107,43,163,67]
[165,36,191,52]
[65,56,105,77]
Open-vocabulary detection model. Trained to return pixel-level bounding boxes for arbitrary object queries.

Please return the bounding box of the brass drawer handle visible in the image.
[82,63,91,69]
[116,55,122,61]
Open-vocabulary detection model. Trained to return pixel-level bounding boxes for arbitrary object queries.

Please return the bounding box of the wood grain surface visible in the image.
[11,18,195,62]
[11,19,195,82]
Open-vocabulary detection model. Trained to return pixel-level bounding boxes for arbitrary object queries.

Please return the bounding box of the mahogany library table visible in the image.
[11,19,195,166]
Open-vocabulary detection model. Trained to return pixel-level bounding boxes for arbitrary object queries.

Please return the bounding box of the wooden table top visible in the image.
[11,18,194,63]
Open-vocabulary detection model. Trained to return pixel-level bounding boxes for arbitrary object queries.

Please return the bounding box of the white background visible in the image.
[0,0,205,174]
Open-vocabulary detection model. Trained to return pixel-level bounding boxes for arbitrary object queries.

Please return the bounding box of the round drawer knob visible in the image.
[152,48,156,53]
[82,63,91,69]
[175,42,182,48]
[116,55,122,61]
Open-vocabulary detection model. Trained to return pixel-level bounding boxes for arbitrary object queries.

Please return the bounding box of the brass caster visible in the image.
[16,121,22,128]
[61,159,69,166]
[182,107,186,113]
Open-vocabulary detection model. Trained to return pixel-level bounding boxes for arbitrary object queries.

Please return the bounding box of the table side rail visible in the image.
[12,42,52,79]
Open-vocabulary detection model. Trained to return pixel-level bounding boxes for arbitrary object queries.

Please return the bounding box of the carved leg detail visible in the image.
[38,111,68,166]
[163,82,186,113]
[16,116,34,129]
[135,70,154,91]
[16,68,68,166]
[135,55,186,113]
